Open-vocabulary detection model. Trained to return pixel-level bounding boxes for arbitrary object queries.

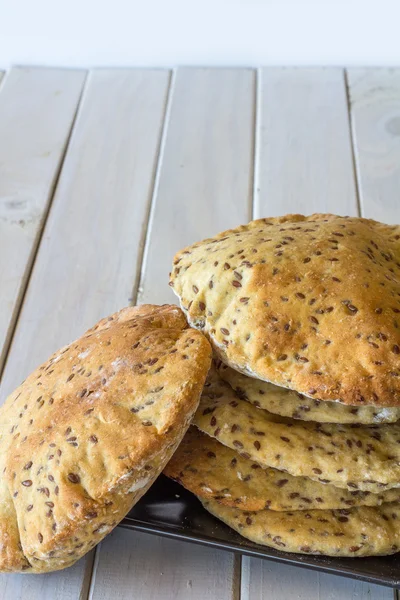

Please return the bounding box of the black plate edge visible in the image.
[120,516,400,589]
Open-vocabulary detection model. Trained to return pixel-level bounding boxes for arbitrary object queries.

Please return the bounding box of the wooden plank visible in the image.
[1,559,93,600]
[89,67,255,600]
[244,67,394,600]
[0,68,170,400]
[241,560,395,600]
[254,67,358,217]
[347,68,400,222]
[0,68,170,599]
[0,66,86,374]
[90,529,240,600]
[139,67,256,305]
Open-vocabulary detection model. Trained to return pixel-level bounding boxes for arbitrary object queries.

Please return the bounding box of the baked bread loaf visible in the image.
[170,214,400,407]
[165,427,400,511]
[216,361,400,424]
[201,498,400,557]
[0,305,211,573]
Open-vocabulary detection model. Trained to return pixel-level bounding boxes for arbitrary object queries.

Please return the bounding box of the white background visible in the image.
[0,0,400,69]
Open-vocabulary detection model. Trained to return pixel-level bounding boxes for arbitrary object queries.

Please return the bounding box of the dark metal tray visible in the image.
[121,475,400,589]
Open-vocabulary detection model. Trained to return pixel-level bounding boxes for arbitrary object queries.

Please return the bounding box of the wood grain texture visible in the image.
[241,559,395,600]
[254,67,358,217]
[347,68,400,223]
[0,66,86,374]
[89,529,239,600]
[0,68,170,402]
[1,559,93,600]
[244,66,394,600]
[0,68,170,599]
[138,67,256,305]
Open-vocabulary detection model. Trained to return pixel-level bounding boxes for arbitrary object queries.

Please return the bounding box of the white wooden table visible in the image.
[0,65,399,600]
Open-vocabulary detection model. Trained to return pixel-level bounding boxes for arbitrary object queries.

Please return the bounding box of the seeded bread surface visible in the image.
[216,361,400,424]
[194,370,400,492]
[170,214,400,406]
[201,498,400,557]
[0,304,212,573]
[165,427,400,511]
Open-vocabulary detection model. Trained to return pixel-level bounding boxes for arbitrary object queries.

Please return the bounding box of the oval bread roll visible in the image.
[170,214,400,407]
[0,305,211,573]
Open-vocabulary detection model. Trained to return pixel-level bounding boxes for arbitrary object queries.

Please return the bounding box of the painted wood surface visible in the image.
[138,67,256,305]
[348,68,400,223]
[0,67,86,374]
[0,68,170,600]
[0,68,170,402]
[254,67,358,217]
[89,529,240,600]
[241,560,395,600]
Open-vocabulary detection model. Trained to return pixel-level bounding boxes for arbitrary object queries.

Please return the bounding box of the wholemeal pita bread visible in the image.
[193,370,400,492]
[201,497,400,557]
[170,214,400,406]
[0,305,211,573]
[216,361,400,424]
[165,427,400,510]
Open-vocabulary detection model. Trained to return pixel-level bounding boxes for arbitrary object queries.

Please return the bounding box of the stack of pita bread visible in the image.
[166,214,400,557]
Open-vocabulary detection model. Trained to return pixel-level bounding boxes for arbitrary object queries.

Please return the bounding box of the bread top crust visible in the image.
[0,304,212,572]
[170,214,400,406]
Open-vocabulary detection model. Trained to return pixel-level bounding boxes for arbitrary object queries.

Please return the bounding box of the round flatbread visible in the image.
[201,498,400,557]
[216,361,400,424]
[165,427,400,510]
[193,370,400,492]
[170,214,400,407]
[0,305,211,573]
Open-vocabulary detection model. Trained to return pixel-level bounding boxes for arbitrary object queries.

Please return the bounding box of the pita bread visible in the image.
[170,214,400,406]
[0,305,211,572]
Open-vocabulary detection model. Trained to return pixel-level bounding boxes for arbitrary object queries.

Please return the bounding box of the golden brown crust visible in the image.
[0,304,212,573]
[216,361,400,424]
[193,369,400,492]
[164,427,400,511]
[170,214,400,406]
[201,498,400,557]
